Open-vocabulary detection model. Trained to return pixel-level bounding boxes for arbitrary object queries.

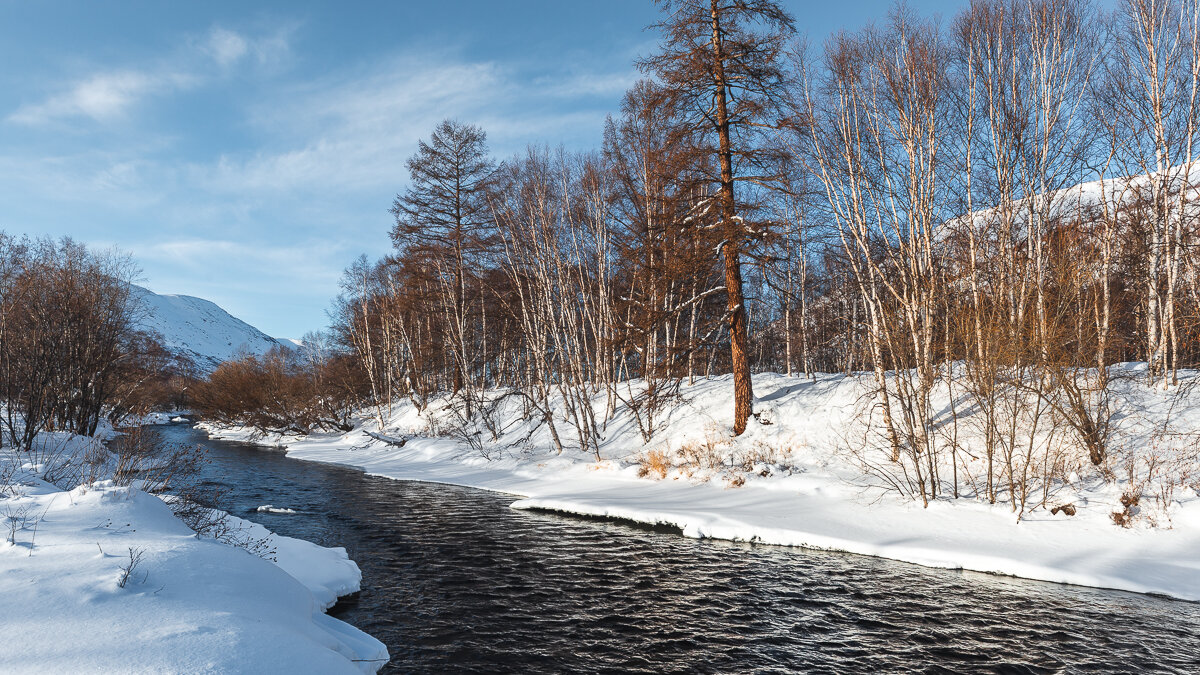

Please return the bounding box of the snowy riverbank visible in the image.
[202,369,1200,602]
[0,435,387,673]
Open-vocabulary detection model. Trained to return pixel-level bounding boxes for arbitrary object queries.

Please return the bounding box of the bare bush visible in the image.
[110,427,275,559]
[635,448,673,479]
[0,236,146,449]
[2,501,35,545]
[675,424,730,476]
[193,346,369,437]
[117,546,145,588]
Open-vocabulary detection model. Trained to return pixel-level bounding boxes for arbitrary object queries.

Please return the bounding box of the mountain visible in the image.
[131,285,283,374]
[275,337,306,352]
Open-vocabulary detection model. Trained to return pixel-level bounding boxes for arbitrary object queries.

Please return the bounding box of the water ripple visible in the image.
[156,426,1200,675]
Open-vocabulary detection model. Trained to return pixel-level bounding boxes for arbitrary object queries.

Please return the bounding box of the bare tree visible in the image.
[604,80,724,439]
[0,237,143,449]
[1098,0,1200,385]
[391,119,498,398]
[640,0,796,434]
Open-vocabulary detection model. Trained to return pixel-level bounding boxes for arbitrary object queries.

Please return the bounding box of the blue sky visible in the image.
[0,0,965,339]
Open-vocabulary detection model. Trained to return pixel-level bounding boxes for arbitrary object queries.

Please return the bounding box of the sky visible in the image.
[0,0,967,339]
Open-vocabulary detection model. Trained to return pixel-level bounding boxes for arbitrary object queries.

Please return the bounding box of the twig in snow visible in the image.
[117,546,145,588]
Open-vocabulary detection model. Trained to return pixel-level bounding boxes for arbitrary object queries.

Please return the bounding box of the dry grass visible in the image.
[1111,490,1142,528]
[675,423,729,476]
[731,440,789,474]
[667,424,797,486]
[635,448,672,479]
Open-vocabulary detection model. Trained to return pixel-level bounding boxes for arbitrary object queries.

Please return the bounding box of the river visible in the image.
[155,423,1200,674]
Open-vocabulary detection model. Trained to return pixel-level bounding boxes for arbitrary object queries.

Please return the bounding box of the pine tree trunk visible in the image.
[710,0,753,435]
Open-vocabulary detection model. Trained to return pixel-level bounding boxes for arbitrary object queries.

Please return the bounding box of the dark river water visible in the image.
[154,424,1200,674]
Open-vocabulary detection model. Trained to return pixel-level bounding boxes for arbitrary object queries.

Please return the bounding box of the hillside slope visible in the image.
[132,285,282,373]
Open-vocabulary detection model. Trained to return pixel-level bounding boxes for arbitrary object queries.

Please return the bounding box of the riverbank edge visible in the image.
[0,428,389,673]
[198,421,1200,604]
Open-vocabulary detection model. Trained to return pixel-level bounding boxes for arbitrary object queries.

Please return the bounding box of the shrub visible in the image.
[1111,490,1141,528]
[111,427,275,560]
[193,346,370,436]
[636,448,672,479]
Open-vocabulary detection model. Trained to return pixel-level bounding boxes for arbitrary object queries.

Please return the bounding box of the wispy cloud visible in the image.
[8,70,195,125]
[200,25,293,69]
[133,238,347,282]
[8,25,291,126]
[189,58,505,194]
[0,31,635,335]
[128,237,354,324]
[188,52,634,198]
[205,28,249,67]
[534,70,640,98]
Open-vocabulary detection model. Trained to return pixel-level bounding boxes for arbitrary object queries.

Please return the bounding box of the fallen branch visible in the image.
[363,431,411,447]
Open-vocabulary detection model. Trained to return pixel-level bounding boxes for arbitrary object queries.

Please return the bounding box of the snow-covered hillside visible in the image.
[132,285,282,373]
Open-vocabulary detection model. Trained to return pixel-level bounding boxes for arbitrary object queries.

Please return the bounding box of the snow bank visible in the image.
[221,513,360,610]
[201,368,1200,602]
[0,469,387,673]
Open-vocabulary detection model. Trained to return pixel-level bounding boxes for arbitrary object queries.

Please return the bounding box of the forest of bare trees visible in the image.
[0,234,193,450]
[185,0,1200,511]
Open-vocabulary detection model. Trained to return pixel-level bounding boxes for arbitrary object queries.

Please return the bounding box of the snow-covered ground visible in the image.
[201,367,1200,602]
[112,410,180,427]
[0,434,387,673]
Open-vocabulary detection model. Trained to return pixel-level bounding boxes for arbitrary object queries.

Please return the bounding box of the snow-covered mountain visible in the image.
[131,285,283,373]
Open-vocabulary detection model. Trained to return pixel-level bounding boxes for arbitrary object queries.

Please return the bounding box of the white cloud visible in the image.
[7,70,193,125]
[186,54,632,198]
[247,27,293,68]
[128,237,351,302]
[8,25,292,126]
[206,28,249,67]
[136,238,343,273]
[0,40,634,336]
[203,25,292,69]
[534,70,640,98]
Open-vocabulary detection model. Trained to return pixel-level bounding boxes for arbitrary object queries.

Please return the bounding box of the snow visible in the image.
[0,437,387,673]
[201,368,1200,602]
[112,411,176,427]
[132,284,283,373]
[257,505,301,515]
[221,513,358,610]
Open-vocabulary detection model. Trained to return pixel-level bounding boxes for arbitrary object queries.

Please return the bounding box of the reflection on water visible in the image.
[155,424,1200,674]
